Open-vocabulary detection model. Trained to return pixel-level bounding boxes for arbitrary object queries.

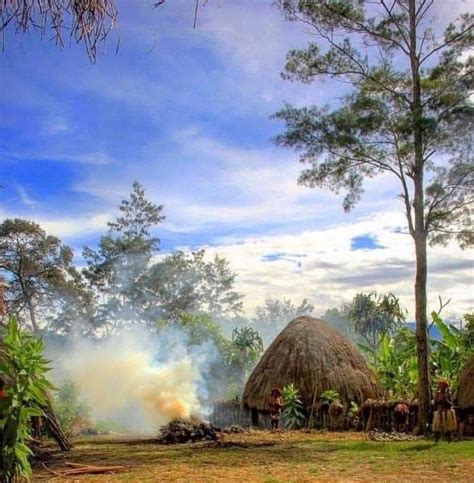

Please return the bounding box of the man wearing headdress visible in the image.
[432,379,457,442]
[269,388,283,430]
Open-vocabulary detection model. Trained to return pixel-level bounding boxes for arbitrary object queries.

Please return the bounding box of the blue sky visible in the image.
[1,0,473,318]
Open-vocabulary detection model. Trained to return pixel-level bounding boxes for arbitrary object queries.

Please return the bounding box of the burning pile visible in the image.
[158,417,220,444]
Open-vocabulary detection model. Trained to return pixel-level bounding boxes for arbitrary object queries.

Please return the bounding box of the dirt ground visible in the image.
[33,430,474,482]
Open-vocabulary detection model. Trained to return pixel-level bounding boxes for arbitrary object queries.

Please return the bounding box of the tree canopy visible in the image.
[83,181,165,331]
[345,291,406,352]
[0,218,77,334]
[146,249,243,321]
[275,1,473,246]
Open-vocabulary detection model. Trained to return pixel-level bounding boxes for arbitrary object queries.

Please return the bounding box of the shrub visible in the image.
[282,383,305,429]
[430,312,473,394]
[320,389,341,403]
[54,380,90,436]
[0,318,53,482]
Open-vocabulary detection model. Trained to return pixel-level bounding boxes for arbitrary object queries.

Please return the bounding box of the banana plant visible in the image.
[359,328,418,398]
[359,312,472,399]
[430,312,471,393]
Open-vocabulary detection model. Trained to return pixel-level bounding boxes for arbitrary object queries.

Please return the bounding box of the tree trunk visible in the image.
[414,218,430,431]
[42,399,72,451]
[26,296,40,335]
[409,0,430,432]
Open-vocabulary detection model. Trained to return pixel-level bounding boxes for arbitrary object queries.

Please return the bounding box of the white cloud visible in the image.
[41,117,70,136]
[0,147,114,166]
[192,210,474,320]
[17,185,38,208]
[36,213,111,239]
[71,128,404,236]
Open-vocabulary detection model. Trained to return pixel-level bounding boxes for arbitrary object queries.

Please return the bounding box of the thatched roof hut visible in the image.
[458,356,474,410]
[243,316,380,411]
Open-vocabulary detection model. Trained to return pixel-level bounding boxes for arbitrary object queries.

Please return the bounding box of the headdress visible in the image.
[437,378,449,388]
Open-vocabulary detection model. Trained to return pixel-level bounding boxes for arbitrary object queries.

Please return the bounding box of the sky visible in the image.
[0,0,473,320]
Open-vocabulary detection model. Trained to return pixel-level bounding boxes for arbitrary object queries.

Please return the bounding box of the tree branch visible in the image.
[420,23,474,66]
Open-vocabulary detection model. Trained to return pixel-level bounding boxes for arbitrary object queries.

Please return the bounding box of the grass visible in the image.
[33,431,474,482]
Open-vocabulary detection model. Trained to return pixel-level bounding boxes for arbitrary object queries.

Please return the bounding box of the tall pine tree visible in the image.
[83,181,165,332]
[274,0,473,430]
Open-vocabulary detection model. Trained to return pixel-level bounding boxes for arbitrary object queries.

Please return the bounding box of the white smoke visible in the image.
[52,328,213,435]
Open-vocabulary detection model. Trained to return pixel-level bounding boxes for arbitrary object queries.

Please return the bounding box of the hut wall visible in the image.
[210,402,278,429]
[210,401,252,428]
[458,356,474,412]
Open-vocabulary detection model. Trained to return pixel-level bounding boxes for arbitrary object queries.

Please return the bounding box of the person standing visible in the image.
[269,388,283,430]
[433,379,457,442]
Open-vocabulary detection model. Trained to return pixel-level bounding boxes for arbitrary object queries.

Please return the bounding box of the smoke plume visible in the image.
[53,329,210,435]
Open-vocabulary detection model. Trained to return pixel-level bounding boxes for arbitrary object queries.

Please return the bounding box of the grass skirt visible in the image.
[433,409,457,433]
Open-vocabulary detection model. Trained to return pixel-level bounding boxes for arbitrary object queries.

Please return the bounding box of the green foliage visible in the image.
[230,326,263,355]
[214,326,264,395]
[161,314,263,399]
[461,313,474,351]
[0,182,242,338]
[364,313,473,399]
[348,401,360,419]
[0,317,52,482]
[226,382,242,402]
[346,292,406,354]
[430,312,472,393]
[83,182,242,332]
[147,250,243,320]
[223,326,263,385]
[282,383,305,429]
[274,3,473,246]
[320,389,341,404]
[0,218,77,334]
[83,181,165,331]
[54,380,90,437]
[173,312,226,348]
[360,327,418,399]
[47,269,96,338]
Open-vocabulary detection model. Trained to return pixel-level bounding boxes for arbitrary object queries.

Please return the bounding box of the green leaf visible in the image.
[431,312,458,350]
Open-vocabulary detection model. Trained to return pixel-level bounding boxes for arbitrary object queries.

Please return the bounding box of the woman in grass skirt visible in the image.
[432,379,457,442]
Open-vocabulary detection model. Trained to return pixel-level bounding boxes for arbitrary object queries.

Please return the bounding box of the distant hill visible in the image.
[406,322,442,341]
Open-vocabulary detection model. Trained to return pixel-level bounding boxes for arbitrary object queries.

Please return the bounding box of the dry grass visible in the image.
[33,431,474,482]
